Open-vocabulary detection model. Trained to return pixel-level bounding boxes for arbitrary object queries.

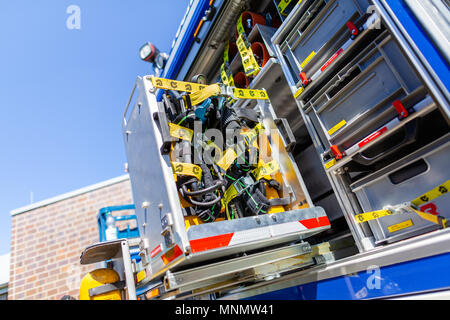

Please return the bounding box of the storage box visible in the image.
[351,134,450,243]
[122,76,331,279]
[304,33,423,146]
[279,0,370,84]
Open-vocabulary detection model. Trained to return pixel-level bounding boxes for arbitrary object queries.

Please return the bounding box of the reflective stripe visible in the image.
[189,217,330,253]
[190,233,234,253]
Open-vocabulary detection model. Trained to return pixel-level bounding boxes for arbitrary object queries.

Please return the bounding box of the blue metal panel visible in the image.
[162,0,210,79]
[176,0,227,82]
[246,252,450,300]
[384,0,449,93]
[156,0,211,101]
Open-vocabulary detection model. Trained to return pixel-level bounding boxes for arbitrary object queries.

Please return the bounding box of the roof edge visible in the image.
[10,174,130,217]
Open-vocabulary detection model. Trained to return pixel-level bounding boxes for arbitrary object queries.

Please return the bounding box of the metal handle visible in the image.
[351,118,420,166]
[153,102,175,155]
[274,118,297,153]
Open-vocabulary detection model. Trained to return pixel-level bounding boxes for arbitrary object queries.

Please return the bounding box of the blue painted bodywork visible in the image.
[156,0,226,101]
[247,252,450,300]
[383,0,449,93]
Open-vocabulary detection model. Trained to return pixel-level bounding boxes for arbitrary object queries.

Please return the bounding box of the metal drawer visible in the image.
[280,0,369,83]
[351,134,450,244]
[304,33,422,144]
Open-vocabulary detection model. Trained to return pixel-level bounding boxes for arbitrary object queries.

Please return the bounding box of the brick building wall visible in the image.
[8,175,133,300]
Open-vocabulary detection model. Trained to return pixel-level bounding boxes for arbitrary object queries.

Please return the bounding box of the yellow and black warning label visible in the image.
[149,76,268,101]
[171,162,202,181]
[300,51,316,69]
[149,76,207,93]
[354,210,392,223]
[294,86,305,99]
[216,148,237,171]
[188,84,221,106]
[354,181,449,227]
[328,119,347,136]
[411,180,450,207]
[232,88,268,100]
[237,34,260,77]
[324,159,337,170]
[252,160,280,180]
[169,123,193,141]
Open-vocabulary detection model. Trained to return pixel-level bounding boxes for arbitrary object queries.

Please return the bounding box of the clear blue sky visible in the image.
[0,1,189,255]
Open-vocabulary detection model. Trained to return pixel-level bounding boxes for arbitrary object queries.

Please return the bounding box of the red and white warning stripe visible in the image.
[150,244,163,258]
[189,216,331,253]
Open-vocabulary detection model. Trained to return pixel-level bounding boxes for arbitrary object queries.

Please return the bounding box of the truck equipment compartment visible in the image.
[122,76,332,279]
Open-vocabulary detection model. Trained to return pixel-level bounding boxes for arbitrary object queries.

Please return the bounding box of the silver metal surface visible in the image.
[165,242,312,292]
[325,95,436,174]
[80,239,125,265]
[79,239,137,300]
[187,207,325,240]
[219,228,450,300]
[185,0,248,82]
[258,99,314,207]
[403,0,450,65]
[352,134,450,243]
[121,240,137,300]
[123,76,190,259]
[280,0,368,81]
[305,34,422,144]
[328,170,376,252]
[373,0,450,119]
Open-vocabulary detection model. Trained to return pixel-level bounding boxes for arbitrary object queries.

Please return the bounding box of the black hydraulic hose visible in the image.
[185,193,222,207]
[173,111,196,125]
[181,180,224,196]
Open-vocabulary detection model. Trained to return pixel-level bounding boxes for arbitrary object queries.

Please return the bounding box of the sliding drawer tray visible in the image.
[280,0,370,83]
[304,32,423,145]
[122,76,332,280]
[351,134,450,244]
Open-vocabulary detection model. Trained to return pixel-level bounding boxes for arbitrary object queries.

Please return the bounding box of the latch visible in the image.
[161,213,175,247]
[139,238,150,266]
[274,118,297,153]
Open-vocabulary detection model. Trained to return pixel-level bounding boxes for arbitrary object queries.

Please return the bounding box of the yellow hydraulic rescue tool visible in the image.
[80,268,124,300]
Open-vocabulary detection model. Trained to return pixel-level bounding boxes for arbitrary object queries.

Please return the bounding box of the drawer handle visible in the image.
[388,159,428,185]
[351,118,420,166]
